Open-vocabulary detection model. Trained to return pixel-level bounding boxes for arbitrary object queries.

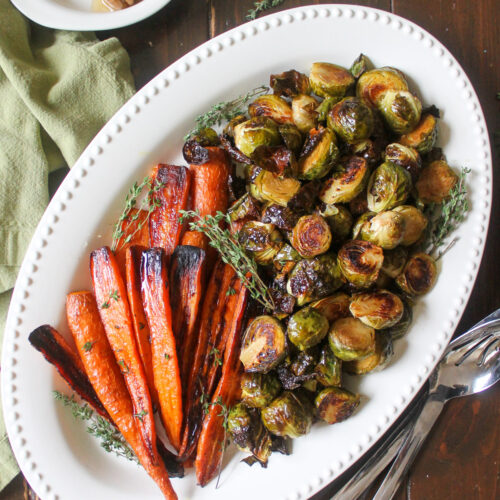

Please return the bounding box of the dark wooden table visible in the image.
[2,1,499,499]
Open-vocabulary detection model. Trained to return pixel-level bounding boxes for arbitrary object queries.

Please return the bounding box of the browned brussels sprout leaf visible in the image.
[270,69,311,98]
[315,387,360,424]
[269,288,296,316]
[279,123,304,156]
[315,345,342,387]
[228,193,261,223]
[220,133,253,164]
[182,127,220,164]
[350,53,371,79]
[251,145,298,178]
[239,221,283,265]
[349,139,380,167]
[276,363,317,391]
[262,205,300,232]
[287,179,322,213]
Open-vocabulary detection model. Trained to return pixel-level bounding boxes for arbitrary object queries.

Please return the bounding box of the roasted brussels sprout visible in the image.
[261,391,314,438]
[315,345,342,387]
[182,127,220,164]
[286,254,344,306]
[352,212,374,240]
[309,62,354,98]
[251,145,298,178]
[359,210,406,250]
[392,205,428,246]
[279,123,303,156]
[273,243,302,271]
[241,372,282,409]
[356,67,408,107]
[396,253,437,296]
[320,156,370,204]
[250,169,301,207]
[315,387,360,424]
[399,113,438,154]
[287,307,329,350]
[316,96,341,122]
[309,292,351,323]
[290,348,319,377]
[291,214,332,258]
[415,160,458,204]
[349,290,404,329]
[292,94,319,133]
[321,205,354,242]
[270,69,311,98]
[344,330,394,374]
[228,194,261,223]
[228,403,272,465]
[328,317,376,361]
[223,114,247,138]
[350,53,370,79]
[385,296,413,339]
[298,126,339,180]
[384,143,421,181]
[234,116,281,156]
[240,316,287,373]
[262,204,299,232]
[381,247,408,278]
[239,221,283,264]
[350,139,380,167]
[377,90,422,134]
[367,161,412,212]
[327,97,374,144]
[249,94,294,125]
[337,240,384,288]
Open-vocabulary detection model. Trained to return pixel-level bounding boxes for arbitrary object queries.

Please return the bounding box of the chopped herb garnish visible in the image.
[134,410,148,421]
[83,341,95,352]
[101,301,110,309]
[109,290,120,301]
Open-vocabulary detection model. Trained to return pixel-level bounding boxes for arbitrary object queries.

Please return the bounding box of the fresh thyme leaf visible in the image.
[109,290,120,302]
[226,287,236,296]
[164,353,170,360]
[178,210,274,310]
[83,341,96,352]
[139,322,146,330]
[118,359,130,374]
[101,301,110,309]
[210,346,223,367]
[53,391,138,464]
[247,0,286,20]
[133,410,148,421]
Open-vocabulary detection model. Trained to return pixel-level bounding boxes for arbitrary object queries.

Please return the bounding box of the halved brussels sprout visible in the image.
[250,169,301,207]
[320,156,370,204]
[234,116,282,156]
[315,345,342,387]
[337,239,384,288]
[310,292,351,323]
[344,330,394,374]
[384,143,421,181]
[292,94,319,133]
[359,210,406,250]
[240,315,287,373]
[273,244,302,272]
[291,214,332,258]
[251,145,298,178]
[279,123,303,156]
[239,221,283,264]
[350,139,380,167]
[415,160,458,204]
[310,62,355,98]
[270,69,311,98]
[321,205,354,242]
[352,212,375,240]
[249,94,294,125]
[382,247,408,278]
[367,161,412,212]
[261,391,314,438]
[223,114,247,138]
[287,307,329,350]
[315,387,360,424]
[377,90,422,134]
[393,205,428,246]
[241,372,282,409]
[349,290,404,329]
[327,97,374,143]
[350,53,370,79]
[385,296,413,339]
[228,193,261,223]
[262,204,299,231]
[399,113,438,154]
[396,253,437,296]
[298,126,339,180]
[356,67,408,107]
[328,317,376,361]
[286,253,344,306]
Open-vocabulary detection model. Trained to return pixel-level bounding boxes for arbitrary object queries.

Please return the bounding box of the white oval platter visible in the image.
[1,5,492,500]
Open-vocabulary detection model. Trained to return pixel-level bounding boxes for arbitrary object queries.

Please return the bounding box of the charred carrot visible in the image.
[169,245,206,392]
[180,230,208,252]
[195,285,249,486]
[149,164,191,257]
[28,324,108,419]
[90,246,156,463]
[141,248,183,450]
[66,291,177,499]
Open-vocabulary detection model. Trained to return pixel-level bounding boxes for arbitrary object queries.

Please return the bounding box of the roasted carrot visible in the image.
[180,230,208,252]
[141,248,183,450]
[28,324,108,419]
[195,284,249,486]
[169,245,206,392]
[149,164,191,257]
[66,291,177,499]
[90,246,156,463]
[125,245,158,408]
[178,261,236,459]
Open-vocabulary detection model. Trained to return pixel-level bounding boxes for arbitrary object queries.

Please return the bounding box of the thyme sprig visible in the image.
[179,210,274,310]
[184,85,268,140]
[247,0,286,20]
[54,391,138,464]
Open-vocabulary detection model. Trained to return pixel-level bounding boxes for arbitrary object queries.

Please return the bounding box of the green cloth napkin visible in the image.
[0,0,135,490]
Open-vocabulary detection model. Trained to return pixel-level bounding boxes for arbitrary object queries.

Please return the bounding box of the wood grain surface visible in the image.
[1,1,498,499]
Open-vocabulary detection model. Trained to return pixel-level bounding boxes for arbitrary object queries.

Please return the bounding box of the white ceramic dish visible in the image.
[1,5,492,500]
[11,0,172,31]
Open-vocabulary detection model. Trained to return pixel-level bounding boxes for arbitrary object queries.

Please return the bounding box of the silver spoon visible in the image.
[372,308,500,500]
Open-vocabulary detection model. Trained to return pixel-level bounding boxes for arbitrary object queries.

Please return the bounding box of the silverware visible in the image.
[372,308,500,500]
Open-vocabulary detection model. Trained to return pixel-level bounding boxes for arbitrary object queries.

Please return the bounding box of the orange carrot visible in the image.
[149,164,191,257]
[195,284,249,486]
[141,248,183,450]
[66,291,177,499]
[180,230,208,252]
[90,246,156,463]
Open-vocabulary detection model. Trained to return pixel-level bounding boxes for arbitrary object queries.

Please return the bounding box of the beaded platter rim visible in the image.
[1,4,492,500]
